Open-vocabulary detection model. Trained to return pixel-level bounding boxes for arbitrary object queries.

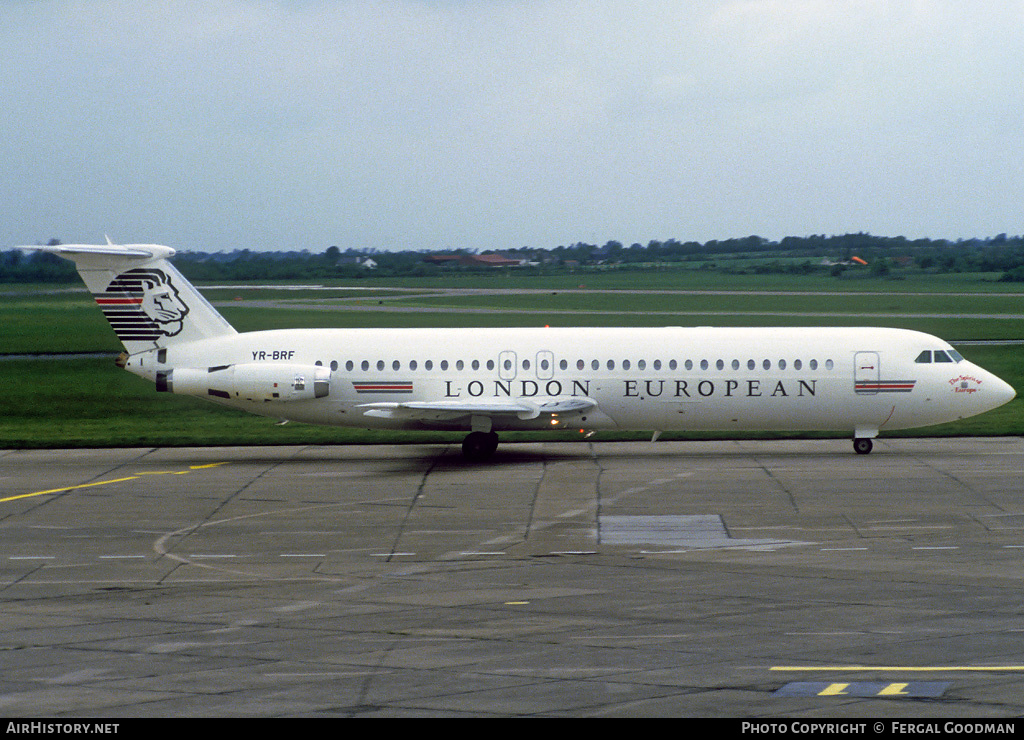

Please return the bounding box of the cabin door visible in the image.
[854,351,880,395]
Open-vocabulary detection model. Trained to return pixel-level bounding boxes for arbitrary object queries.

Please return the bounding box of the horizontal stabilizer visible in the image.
[29,244,174,260]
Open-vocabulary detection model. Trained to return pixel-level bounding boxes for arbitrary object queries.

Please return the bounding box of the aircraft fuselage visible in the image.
[124,325,1014,441]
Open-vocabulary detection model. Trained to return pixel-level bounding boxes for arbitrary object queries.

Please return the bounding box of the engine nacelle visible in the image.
[156,363,330,403]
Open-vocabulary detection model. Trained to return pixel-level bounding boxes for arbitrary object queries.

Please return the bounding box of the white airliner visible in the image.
[35,242,1016,459]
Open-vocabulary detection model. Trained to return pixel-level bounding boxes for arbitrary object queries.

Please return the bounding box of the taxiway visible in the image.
[2,438,1024,717]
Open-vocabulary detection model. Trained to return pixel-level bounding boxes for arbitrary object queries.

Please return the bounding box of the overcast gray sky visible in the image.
[2,0,1021,253]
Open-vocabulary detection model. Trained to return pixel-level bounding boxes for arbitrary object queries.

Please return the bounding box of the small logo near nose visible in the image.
[950,375,982,394]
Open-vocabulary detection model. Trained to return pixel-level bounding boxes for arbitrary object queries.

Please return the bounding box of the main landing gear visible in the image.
[853,438,873,455]
[462,431,499,461]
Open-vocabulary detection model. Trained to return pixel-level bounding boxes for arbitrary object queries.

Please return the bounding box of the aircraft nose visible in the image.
[991,374,1017,408]
[976,369,1017,413]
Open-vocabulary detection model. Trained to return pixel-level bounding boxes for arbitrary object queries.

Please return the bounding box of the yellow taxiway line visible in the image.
[0,463,226,503]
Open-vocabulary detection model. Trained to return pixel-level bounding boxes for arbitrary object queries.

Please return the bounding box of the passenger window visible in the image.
[559,359,567,370]
[700,360,709,371]
[716,359,724,371]
[779,359,786,370]
[747,359,755,370]
[393,360,401,371]
[794,360,802,370]
[623,359,631,370]
[487,360,494,371]
[592,359,600,370]
[361,360,370,371]
[607,360,615,370]
[577,359,585,370]
[425,360,433,370]
[763,359,771,370]
[410,360,418,371]
[731,359,740,370]
[934,350,953,363]
[653,360,661,370]
[377,360,385,371]
[472,360,479,370]
[825,359,834,370]
[638,359,646,370]
[345,360,353,371]
[810,359,818,370]
[915,351,932,364]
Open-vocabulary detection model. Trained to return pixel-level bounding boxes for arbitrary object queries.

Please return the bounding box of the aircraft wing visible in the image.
[359,395,596,422]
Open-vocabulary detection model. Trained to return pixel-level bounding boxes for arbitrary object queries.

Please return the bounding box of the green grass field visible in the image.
[2,272,1022,448]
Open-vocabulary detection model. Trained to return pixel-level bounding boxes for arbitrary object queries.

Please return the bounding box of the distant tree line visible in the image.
[0,239,78,282]
[3,233,1024,283]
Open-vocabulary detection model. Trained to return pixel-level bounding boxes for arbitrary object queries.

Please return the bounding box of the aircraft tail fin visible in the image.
[34,242,237,353]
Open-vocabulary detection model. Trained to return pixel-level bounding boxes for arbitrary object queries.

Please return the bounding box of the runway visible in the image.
[3,438,1024,717]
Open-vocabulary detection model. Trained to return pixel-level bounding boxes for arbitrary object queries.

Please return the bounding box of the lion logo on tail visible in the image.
[94,268,190,342]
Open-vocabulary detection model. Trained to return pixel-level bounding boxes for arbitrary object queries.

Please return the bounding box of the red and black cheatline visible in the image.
[92,268,189,342]
[855,380,917,394]
[352,381,414,394]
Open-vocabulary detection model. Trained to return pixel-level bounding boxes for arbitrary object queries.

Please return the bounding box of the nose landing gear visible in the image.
[853,438,873,455]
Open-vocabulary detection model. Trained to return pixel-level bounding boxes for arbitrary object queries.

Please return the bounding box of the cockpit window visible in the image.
[916,349,964,364]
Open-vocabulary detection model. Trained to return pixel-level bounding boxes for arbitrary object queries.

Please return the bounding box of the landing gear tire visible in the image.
[462,431,499,461]
[853,438,873,455]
